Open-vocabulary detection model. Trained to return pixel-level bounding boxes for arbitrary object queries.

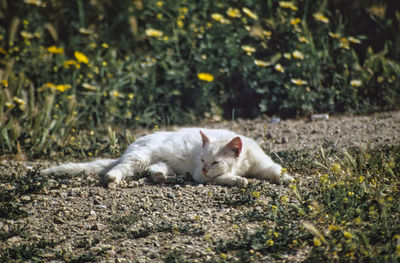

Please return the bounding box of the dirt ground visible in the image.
[1,111,399,262]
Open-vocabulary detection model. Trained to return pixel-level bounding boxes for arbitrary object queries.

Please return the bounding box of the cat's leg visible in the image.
[251,159,293,185]
[247,145,293,184]
[149,162,173,183]
[104,146,151,183]
[213,173,248,187]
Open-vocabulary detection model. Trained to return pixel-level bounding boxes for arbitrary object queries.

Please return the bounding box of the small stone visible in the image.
[107,182,117,189]
[7,236,22,244]
[166,192,175,199]
[20,195,31,202]
[281,136,289,144]
[128,181,139,187]
[53,216,65,224]
[106,249,116,257]
[271,117,281,123]
[95,204,107,209]
[91,223,107,231]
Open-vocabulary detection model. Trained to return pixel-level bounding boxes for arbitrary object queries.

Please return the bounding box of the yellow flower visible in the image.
[197,73,214,82]
[128,93,134,99]
[241,45,256,55]
[298,36,309,43]
[290,18,301,25]
[112,91,120,97]
[1,79,8,87]
[350,79,362,87]
[13,97,26,110]
[313,13,329,23]
[254,60,271,67]
[275,64,285,73]
[266,239,274,246]
[263,30,272,38]
[211,14,230,24]
[20,31,34,39]
[220,253,227,259]
[145,28,163,37]
[74,51,89,64]
[101,42,109,48]
[63,60,79,69]
[179,7,188,14]
[226,7,241,18]
[54,84,71,92]
[354,217,362,224]
[291,78,308,85]
[177,19,184,28]
[280,195,289,204]
[5,102,14,109]
[0,47,7,55]
[348,36,361,44]
[24,0,43,7]
[47,46,64,54]
[339,37,350,49]
[82,83,97,91]
[156,1,163,7]
[279,1,298,11]
[313,237,322,246]
[242,7,258,20]
[211,13,223,22]
[292,50,304,60]
[343,231,353,239]
[329,225,339,231]
[328,32,340,39]
[252,191,260,198]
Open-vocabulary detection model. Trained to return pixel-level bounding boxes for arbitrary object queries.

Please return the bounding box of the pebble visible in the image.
[53,216,65,224]
[107,183,117,189]
[166,192,175,199]
[106,249,116,257]
[95,204,107,209]
[20,195,31,202]
[91,223,107,231]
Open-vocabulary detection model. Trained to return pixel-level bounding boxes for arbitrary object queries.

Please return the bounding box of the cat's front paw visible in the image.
[105,170,123,184]
[235,177,248,187]
[151,172,167,184]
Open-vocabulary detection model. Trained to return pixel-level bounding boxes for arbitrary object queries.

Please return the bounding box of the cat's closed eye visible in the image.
[201,159,205,163]
[211,161,219,166]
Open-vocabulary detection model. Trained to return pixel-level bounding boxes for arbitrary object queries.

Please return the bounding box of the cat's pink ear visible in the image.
[200,130,210,148]
[226,137,242,157]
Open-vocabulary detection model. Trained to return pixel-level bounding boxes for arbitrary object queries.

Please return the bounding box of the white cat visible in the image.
[41,128,293,186]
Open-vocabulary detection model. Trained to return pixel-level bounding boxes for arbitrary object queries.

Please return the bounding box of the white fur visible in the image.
[41,128,293,186]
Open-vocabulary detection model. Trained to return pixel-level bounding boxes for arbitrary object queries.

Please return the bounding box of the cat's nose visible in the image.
[202,167,208,175]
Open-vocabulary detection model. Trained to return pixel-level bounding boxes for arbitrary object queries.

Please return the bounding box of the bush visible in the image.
[1,0,399,155]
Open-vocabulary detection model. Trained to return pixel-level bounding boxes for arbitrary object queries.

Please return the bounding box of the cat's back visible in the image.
[178,127,237,140]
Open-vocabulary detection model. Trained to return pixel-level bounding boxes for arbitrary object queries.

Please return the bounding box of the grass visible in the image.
[212,145,400,262]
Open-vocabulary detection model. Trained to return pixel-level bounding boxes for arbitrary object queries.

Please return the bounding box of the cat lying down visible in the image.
[41,128,293,186]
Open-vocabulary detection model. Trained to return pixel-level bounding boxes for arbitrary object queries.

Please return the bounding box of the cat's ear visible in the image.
[200,130,210,148]
[225,137,242,157]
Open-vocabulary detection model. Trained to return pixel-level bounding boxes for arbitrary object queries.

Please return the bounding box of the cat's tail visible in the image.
[41,159,119,176]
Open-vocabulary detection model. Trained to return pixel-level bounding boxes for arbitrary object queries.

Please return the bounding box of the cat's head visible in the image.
[199,130,242,180]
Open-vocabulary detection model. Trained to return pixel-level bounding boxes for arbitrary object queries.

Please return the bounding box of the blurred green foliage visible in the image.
[0,0,399,155]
